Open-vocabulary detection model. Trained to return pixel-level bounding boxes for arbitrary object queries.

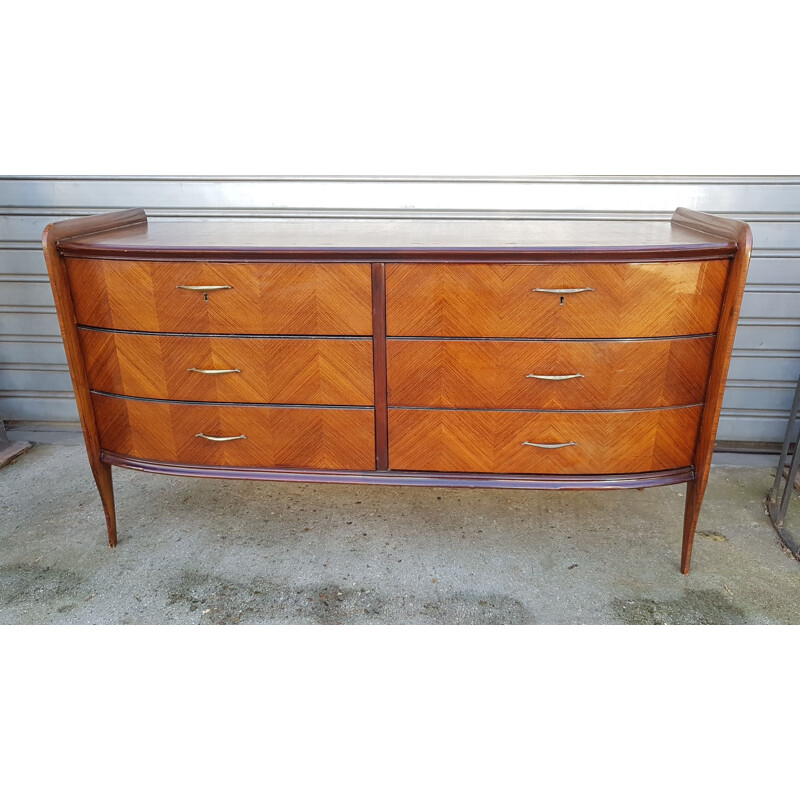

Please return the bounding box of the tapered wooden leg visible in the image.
[681,480,700,575]
[90,460,117,547]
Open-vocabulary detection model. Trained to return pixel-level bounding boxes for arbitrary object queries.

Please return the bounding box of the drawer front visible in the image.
[388,407,701,474]
[93,395,375,469]
[79,329,374,406]
[386,261,729,338]
[387,337,714,410]
[66,259,373,335]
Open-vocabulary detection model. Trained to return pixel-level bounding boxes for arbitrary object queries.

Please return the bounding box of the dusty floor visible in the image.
[0,444,797,624]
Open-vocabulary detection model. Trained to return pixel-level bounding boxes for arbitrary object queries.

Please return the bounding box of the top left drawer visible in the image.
[64,259,373,335]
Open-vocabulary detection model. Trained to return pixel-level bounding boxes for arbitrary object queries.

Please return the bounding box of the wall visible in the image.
[1,175,798,446]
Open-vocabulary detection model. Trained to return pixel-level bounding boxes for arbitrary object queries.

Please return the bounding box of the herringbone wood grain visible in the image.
[387,337,713,410]
[386,261,729,338]
[92,395,375,470]
[388,407,701,474]
[79,330,374,405]
[66,259,373,335]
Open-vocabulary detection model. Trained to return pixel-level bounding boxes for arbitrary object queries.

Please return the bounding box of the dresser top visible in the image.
[56,216,738,262]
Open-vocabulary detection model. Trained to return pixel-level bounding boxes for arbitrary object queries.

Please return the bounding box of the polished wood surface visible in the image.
[57,214,737,263]
[43,209,149,547]
[387,337,714,410]
[388,407,702,475]
[78,330,374,405]
[44,208,753,571]
[66,259,373,335]
[93,395,375,470]
[386,261,729,338]
[672,208,753,573]
[102,452,695,491]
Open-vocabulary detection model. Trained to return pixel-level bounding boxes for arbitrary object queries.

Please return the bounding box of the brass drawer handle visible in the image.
[526,373,584,381]
[176,285,233,291]
[195,433,247,442]
[187,367,242,375]
[532,287,594,294]
[522,441,577,449]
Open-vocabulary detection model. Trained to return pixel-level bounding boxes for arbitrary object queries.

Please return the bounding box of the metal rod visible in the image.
[770,375,800,504]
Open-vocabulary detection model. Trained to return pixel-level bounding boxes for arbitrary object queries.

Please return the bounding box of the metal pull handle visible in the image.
[187,367,241,375]
[195,433,247,442]
[532,287,594,294]
[522,441,577,449]
[176,285,233,291]
[526,373,584,381]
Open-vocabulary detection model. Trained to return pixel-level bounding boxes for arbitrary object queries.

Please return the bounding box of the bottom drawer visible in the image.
[388,407,701,475]
[93,394,375,470]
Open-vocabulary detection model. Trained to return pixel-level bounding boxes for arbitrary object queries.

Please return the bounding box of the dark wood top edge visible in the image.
[100,451,694,490]
[58,244,737,262]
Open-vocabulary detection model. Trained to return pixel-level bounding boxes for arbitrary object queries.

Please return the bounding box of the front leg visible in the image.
[89,459,117,547]
[681,480,700,574]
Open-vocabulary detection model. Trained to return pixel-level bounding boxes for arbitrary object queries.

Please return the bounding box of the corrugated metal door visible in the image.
[2,175,798,446]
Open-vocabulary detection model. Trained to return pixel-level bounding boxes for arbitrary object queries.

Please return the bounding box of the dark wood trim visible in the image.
[388,403,704,414]
[76,325,371,340]
[101,451,694,491]
[42,209,146,547]
[372,263,389,469]
[58,245,737,263]
[671,208,753,574]
[89,390,372,409]
[390,334,717,343]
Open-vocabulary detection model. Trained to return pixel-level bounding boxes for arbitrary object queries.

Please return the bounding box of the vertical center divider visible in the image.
[371,262,389,470]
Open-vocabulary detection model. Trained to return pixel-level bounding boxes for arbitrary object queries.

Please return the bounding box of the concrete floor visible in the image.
[0,444,798,624]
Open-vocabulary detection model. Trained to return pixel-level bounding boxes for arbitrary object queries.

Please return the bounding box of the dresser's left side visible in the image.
[42,208,147,547]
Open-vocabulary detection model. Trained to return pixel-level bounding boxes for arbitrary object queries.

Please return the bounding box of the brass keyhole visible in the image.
[560,296,565,306]
[203,292,209,302]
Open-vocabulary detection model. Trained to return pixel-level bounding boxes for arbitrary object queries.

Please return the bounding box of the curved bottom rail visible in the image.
[101,450,693,491]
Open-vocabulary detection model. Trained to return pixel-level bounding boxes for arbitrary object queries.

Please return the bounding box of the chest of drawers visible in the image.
[43,208,751,573]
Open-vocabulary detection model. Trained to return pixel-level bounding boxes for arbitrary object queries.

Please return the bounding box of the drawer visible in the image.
[388,407,701,474]
[386,261,729,338]
[387,337,714,410]
[66,259,373,335]
[79,329,374,406]
[93,395,376,469]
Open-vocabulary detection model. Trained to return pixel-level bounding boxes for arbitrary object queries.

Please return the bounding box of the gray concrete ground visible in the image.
[0,444,798,624]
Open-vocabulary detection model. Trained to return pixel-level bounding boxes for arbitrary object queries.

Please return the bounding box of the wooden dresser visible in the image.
[43,208,751,573]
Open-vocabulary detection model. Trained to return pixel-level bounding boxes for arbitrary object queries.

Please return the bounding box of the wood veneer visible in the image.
[388,407,701,475]
[92,394,375,470]
[66,259,373,335]
[78,330,374,405]
[386,261,729,338]
[387,337,714,410]
[43,207,752,574]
